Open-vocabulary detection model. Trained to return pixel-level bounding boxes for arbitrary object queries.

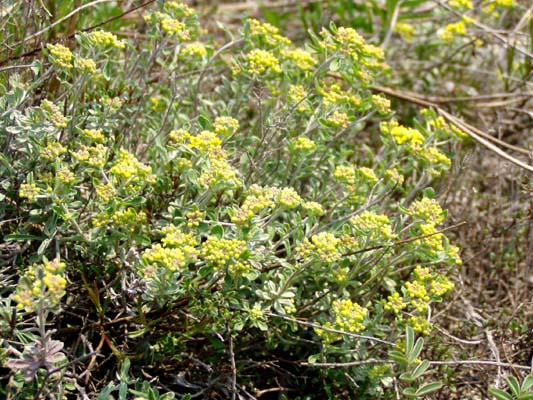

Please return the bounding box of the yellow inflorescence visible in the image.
[297,232,341,263]
[109,149,155,185]
[334,165,356,185]
[12,258,67,311]
[320,83,361,107]
[248,18,291,47]
[384,292,407,314]
[74,57,97,74]
[244,49,282,75]
[371,94,391,114]
[302,201,324,217]
[350,211,395,240]
[381,120,424,146]
[86,30,126,49]
[290,137,316,152]
[41,142,66,161]
[278,187,302,209]
[41,100,67,128]
[47,43,73,69]
[232,185,279,225]
[214,116,239,137]
[19,183,40,202]
[408,197,445,226]
[282,48,317,71]
[181,42,207,58]
[332,299,368,333]
[287,85,309,112]
[201,236,248,275]
[327,111,350,128]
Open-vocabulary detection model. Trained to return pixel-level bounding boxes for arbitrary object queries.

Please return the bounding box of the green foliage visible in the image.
[0,0,530,398]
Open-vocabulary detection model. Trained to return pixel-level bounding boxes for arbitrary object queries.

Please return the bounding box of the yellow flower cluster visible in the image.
[380,120,424,146]
[181,42,207,58]
[358,167,378,183]
[160,225,199,259]
[164,1,195,16]
[332,299,368,333]
[408,197,445,225]
[214,116,239,137]
[287,85,308,112]
[198,157,239,189]
[201,236,249,275]
[319,83,361,107]
[394,22,416,42]
[422,147,451,167]
[327,111,350,128]
[109,149,155,185]
[41,100,67,128]
[282,48,316,71]
[430,275,455,296]
[47,43,73,69]
[350,211,395,240]
[439,21,468,42]
[74,57,97,74]
[168,128,191,146]
[416,223,444,253]
[188,131,222,153]
[72,144,107,168]
[408,316,431,335]
[302,201,324,217]
[334,165,356,185]
[371,94,391,114]
[142,244,185,275]
[141,225,199,277]
[42,141,66,161]
[82,128,105,143]
[384,292,407,314]
[112,208,147,232]
[161,18,189,39]
[232,185,278,225]
[12,258,67,311]
[185,210,203,227]
[290,137,316,152]
[86,30,126,49]
[297,232,341,263]
[57,167,75,184]
[449,0,473,9]
[384,265,454,334]
[19,183,40,202]
[385,168,404,185]
[95,182,115,202]
[319,26,384,71]
[278,187,302,208]
[243,49,282,75]
[248,18,291,47]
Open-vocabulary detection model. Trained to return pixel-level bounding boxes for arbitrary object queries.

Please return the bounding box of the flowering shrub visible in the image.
[0,0,529,398]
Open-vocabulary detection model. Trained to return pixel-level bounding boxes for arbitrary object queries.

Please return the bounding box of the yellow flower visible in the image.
[350,211,395,240]
[278,187,302,208]
[248,18,291,47]
[19,183,40,202]
[244,49,282,75]
[282,48,316,71]
[74,57,97,74]
[408,197,445,225]
[86,30,125,48]
[332,299,368,333]
[327,111,349,128]
[290,137,316,152]
[47,43,73,69]
[181,42,207,57]
[214,116,239,137]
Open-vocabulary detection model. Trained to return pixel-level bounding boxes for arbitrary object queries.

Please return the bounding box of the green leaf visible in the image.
[399,372,413,382]
[517,393,533,400]
[127,327,149,338]
[415,381,443,396]
[521,375,533,392]
[405,325,415,354]
[4,234,44,241]
[408,337,424,362]
[402,387,418,398]
[488,387,513,400]
[411,359,430,380]
[506,375,521,397]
